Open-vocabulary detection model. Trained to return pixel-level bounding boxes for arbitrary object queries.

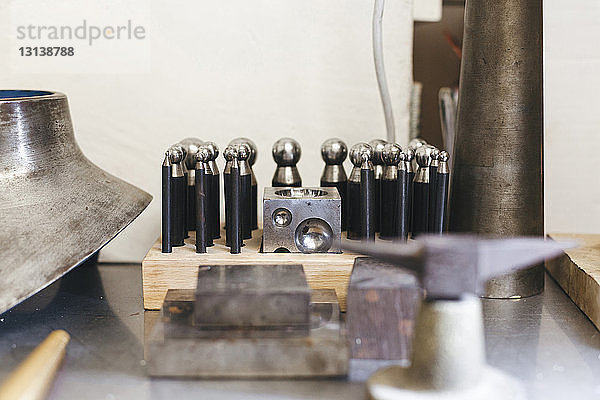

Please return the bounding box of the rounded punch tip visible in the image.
[415,145,434,167]
[430,146,440,161]
[408,138,428,152]
[439,150,449,162]
[194,145,211,163]
[381,143,402,166]
[272,138,301,166]
[223,145,238,161]
[349,143,373,167]
[320,138,348,165]
[167,146,185,164]
[369,139,387,166]
[236,143,251,161]
[229,138,257,166]
[178,138,203,170]
[203,141,219,161]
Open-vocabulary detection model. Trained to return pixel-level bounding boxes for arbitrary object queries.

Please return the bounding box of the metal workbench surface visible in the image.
[0,262,598,399]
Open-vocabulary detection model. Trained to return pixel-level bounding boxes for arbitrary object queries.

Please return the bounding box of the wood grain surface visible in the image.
[546,233,600,331]
[142,230,359,311]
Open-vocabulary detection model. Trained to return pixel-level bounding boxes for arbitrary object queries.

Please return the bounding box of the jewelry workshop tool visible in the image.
[204,142,221,239]
[167,146,186,246]
[343,235,573,400]
[0,91,151,314]
[411,146,433,237]
[272,138,302,187]
[369,139,387,233]
[178,138,203,231]
[396,150,410,241]
[379,143,401,240]
[230,138,258,230]
[237,143,253,240]
[161,152,173,253]
[320,138,348,230]
[225,146,243,253]
[450,0,543,298]
[433,151,450,234]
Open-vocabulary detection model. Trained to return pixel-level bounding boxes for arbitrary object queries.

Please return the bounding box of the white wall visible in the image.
[0,0,416,262]
[544,0,600,234]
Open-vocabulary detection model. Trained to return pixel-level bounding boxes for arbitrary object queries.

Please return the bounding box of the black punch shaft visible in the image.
[187,180,196,231]
[182,171,189,238]
[407,169,415,235]
[228,166,242,253]
[195,167,207,253]
[171,175,185,246]
[161,163,173,253]
[211,173,221,239]
[360,168,375,241]
[428,163,438,232]
[241,173,252,239]
[379,178,396,239]
[434,167,449,234]
[251,179,258,230]
[412,181,429,237]
[395,169,409,241]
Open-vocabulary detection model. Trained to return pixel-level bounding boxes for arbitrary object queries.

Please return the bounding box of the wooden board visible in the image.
[142,230,359,311]
[546,233,600,331]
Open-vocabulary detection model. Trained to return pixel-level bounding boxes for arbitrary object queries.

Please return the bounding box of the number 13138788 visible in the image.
[19,47,75,56]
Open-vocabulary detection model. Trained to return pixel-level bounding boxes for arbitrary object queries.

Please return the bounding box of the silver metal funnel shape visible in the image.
[0,90,152,314]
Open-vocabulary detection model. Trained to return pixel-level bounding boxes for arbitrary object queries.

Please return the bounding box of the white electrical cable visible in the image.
[373,0,396,143]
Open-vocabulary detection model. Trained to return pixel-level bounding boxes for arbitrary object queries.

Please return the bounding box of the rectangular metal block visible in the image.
[262,187,341,253]
[194,264,310,328]
[146,288,348,378]
[346,257,422,360]
[162,288,340,339]
[164,288,309,338]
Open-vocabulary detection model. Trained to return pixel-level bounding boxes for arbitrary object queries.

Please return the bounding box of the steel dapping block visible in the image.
[178,138,203,231]
[379,143,401,240]
[161,152,173,253]
[346,257,421,360]
[450,0,543,299]
[272,137,302,187]
[369,139,387,233]
[167,146,186,246]
[194,264,310,327]
[236,143,253,240]
[262,187,341,253]
[204,142,221,239]
[320,138,348,230]
[229,138,258,230]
